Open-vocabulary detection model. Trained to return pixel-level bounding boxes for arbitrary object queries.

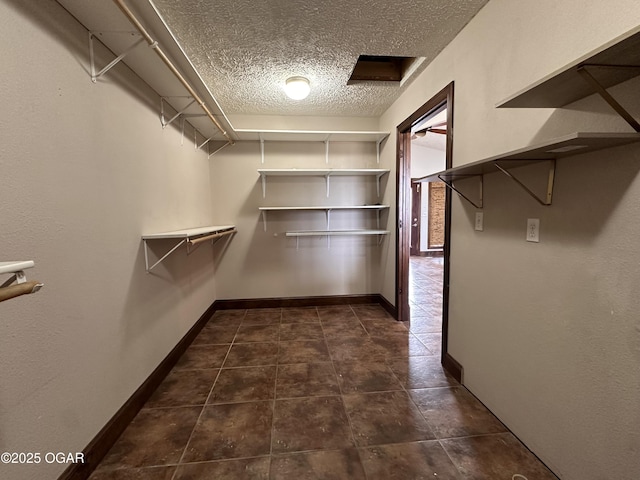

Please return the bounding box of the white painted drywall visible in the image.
[0,2,216,478]
[378,0,640,478]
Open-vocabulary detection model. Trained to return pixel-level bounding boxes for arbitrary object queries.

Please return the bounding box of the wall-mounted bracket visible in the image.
[438,174,483,209]
[577,65,640,132]
[494,159,555,206]
[160,96,196,128]
[89,31,145,83]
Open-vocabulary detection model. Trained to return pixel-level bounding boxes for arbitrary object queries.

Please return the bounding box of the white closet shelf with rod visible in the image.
[259,205,389,232]
[0,261,44,303]
[141,225,236,272]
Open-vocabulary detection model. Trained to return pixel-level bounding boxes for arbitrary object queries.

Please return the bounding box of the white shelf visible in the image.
[259,205,389,231]
[258,169,390,198]
[416,132,640,207]
[0,260,43,302]
[0,261,34,275]
[235,129,389,143]
[142,225,236,272]
[286,229,389,236]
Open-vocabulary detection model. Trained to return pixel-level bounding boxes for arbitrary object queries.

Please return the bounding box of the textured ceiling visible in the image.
[150,0,488,117]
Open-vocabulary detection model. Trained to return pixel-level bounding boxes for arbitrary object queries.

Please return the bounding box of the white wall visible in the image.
[0,2,217,479]
[378,0,640,478]
[411,143,445,250]
[210,119,389,299]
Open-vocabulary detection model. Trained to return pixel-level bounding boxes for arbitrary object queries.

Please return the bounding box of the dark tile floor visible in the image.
[90,258,558,480]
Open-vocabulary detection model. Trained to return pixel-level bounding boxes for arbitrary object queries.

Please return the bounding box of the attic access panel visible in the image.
[348,55,417,84]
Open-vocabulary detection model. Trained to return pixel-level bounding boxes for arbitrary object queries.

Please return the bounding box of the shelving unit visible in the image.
[417,132,640,207]
[141,225,236,272]
[0,261,44,303]
[235,129,389,164]
[258,169,389,198]
[259,205,389,231]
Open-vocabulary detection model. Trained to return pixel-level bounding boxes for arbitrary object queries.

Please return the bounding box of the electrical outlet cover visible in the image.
[526,218,540,242]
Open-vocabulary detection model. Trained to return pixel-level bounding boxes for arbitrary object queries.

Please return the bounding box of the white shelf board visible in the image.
[235,129,389,143]
[417,132,640,182]
[259,205,389,211]
[285,229,389,237]
[142,225,235,240]
[258,168,389,177]
[497,26,640,108]
[0,261,35,275]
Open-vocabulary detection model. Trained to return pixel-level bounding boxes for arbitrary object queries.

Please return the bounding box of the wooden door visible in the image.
[410,182,421,255]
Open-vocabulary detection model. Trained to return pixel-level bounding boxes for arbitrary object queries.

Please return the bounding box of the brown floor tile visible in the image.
[174,457,269,479]
[343,391,435,446]
[235,324,280,343]
[409,387,507,439]
[281,307,320,324]
[415,333,442,354]
[209,366,276,404]
[183,401,273,462]
[242,309,282,325]
[361,319,409,336]
[145,369,218,408]
[270,448,366,480]
[334,361,403,393]
[370,334,433,357]
[276,363,340,398]
[386,356,458,389]
[351,304,394,320]
[208,309,246,325]
[224,342,278,367]
[322,321,368,340]
[278,340,331,364]
[192,325,238,345]
[317,305,358,321]
[407,315,442,333]
[279,323,324,341]
[272,396,354,453]
[89,465,176,480]
[441,433,558,480]
[96,407,200,470]
[174,344,230,370]
[359,441,462,480]
[326,337,387,362]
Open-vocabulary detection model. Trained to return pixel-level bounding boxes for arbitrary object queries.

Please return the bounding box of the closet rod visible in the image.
[188,229,237,245]
[112,0,234,146]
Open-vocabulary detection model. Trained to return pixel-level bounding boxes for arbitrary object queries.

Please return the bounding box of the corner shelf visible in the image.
[235,129,389,164]
[417,132,640,207]
[0,261,44,303]
[497,27,640,132]
[141,225,236,272]
[259,205,389,231]
[258,169,390,198]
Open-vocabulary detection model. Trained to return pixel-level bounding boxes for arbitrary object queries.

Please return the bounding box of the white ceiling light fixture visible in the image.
[284,76,311,100]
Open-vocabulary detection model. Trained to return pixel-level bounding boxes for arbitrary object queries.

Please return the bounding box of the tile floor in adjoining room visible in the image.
[89,258,558,480]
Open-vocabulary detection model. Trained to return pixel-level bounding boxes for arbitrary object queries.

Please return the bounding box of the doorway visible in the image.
[396,82,455,371]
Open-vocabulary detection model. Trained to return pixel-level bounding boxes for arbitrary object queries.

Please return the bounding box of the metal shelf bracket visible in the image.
[160,96,196,128]
[89,31,145,83]
[438,174,484,209]
[577,65,640,132]
[494,160,556,206]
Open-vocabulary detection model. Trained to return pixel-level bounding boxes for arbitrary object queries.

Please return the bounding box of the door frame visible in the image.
[396,81,454,363]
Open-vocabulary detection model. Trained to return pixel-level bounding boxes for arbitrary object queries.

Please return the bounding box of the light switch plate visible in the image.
[475,212,484,231]
[527,218,540,242]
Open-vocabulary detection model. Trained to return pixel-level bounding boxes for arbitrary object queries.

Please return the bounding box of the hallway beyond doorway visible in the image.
[408,255,444,356]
